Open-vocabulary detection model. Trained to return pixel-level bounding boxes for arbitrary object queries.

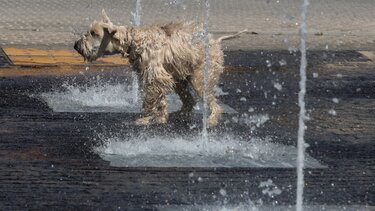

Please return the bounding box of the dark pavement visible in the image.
[0,50,374,209]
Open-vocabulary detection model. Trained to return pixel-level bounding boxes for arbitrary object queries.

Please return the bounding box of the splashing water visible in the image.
[130,72,139,104]
[202,0,210,145]
[296,0,309,210]
[94,133,324,168]
[131,0,141,26]
[39,81,140,112]
[37,81,236,113]
[130,0,142,103]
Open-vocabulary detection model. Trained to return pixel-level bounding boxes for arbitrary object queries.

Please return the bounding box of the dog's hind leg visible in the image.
[190,66,222,127]
[175,79,195,114]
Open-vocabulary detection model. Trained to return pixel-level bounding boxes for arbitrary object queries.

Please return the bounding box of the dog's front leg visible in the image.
[135,61,174,125]
[135,84,168,125]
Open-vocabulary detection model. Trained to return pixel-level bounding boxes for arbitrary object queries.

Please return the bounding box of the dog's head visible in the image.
[74,9,126,62]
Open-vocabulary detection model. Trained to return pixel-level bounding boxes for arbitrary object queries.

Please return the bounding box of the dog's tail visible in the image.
[217,29,248,42]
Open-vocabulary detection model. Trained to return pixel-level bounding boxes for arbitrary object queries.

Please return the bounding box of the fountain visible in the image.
[130,0,141,104]
[34,0,325,169]
[296,0,310,210]
[201,0,210,145]
[34,0,325,208]
[2,0,374,210]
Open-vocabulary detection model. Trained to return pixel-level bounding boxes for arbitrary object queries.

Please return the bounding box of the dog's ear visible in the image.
[101,9,117,36]
[101,9,112,24]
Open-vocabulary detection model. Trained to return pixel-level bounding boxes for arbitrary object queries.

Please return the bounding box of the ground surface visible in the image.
[0,0,375,210]
[0,49,374,209]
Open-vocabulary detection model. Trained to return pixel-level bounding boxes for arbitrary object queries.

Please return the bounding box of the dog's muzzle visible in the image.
[73,39,97,62]
[74,30,113,63]
[74,41,80,52]
[73,39,88,60]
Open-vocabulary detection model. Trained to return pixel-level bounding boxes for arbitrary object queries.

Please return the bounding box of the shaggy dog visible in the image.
[74,10,246,127]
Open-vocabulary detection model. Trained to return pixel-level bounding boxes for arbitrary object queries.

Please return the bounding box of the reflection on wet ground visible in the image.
[0,50,374,209]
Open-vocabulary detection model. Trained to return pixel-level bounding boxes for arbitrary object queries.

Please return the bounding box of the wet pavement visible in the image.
[1,1,375,209]
[0,49,374,209]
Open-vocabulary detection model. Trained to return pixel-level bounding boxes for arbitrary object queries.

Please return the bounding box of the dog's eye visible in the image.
[90,31,97,36]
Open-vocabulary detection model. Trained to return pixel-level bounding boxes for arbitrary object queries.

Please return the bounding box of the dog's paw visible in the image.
[155,116,168,124]
[208,117,219,128]
[135,116,168,125]
[135,116,152,125]
[207,107,222,127]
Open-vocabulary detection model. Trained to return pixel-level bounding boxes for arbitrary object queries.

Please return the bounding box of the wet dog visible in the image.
[74,9,246,127]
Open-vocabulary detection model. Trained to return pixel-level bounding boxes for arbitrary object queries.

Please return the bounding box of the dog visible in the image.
[74,9,246,127]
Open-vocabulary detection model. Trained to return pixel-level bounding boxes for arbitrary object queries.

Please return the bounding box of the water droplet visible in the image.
[278,59,287,66]
[219,188,227,196]
[328,109,337,116]
[273,82,283,91]
[332,98,339,103]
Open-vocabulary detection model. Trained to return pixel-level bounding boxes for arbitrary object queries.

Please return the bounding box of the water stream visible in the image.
[201,0,210,147]
[296,0,310,210]
[130,0,141,103]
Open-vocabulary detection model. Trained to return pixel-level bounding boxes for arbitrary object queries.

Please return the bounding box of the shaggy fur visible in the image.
[74,10,246,127]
